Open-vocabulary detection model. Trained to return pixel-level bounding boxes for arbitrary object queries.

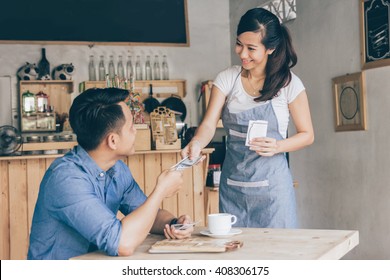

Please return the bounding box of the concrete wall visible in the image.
[230,0,390,259]
[0,0,231,129]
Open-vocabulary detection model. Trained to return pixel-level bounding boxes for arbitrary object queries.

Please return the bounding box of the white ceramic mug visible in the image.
[207,213,237,235]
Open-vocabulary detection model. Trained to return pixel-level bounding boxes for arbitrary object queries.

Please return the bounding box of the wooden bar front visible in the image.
[0,148,214,260]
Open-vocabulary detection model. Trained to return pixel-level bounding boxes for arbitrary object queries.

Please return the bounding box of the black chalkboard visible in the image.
[361,0,390,69]
[0,0,189,46]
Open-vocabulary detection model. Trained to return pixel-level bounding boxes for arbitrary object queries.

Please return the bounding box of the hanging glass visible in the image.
[98,55,106,81]
[162,55,169,80]
[108,55,115,79]
[88,55,97,81]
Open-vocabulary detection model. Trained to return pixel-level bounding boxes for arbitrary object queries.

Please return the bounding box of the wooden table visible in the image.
[72,227,359,260]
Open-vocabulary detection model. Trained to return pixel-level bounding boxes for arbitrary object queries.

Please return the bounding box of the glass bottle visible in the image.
[117,55,125,79]
[162,55,169,80]
[126,56,133,80]
[206,164,221,187]
[98,55,106,81]
[105,74,111,87]
[108,55,115,79]
[22,90,36,114]
[135,55,142,80]
[130,73,135,93]
[145,55,152,80]
[88,55,97,81]
[36,91,48,113]
[153,55,161,80]
[38,48,50,80]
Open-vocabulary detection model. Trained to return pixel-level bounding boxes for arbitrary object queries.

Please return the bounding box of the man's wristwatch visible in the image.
[169,218,178,226]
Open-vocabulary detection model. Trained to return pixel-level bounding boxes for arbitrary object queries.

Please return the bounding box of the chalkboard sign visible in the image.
[0,0,189,46]
[360,0,390,69]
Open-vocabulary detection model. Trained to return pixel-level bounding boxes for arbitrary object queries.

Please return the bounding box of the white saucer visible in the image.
[200,228,242,238]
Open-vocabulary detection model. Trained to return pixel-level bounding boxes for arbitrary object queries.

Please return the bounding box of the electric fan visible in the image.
[0,125,23,156]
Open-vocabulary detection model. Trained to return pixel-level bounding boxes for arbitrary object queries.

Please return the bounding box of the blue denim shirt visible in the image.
[27,146,147,260]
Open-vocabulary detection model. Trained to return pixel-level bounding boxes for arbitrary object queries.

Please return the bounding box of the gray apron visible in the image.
[220,93,297,228]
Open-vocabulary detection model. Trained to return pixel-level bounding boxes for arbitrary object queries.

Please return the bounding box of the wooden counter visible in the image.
[72,227,359,260]
[0,148,214,260]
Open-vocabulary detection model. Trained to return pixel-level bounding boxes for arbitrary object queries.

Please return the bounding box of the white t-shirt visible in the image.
[213,65,305,139]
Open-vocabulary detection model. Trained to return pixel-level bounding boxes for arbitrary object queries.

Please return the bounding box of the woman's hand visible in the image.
[249,137,279,157]
[181,140,202,160]
[163,215,193,239]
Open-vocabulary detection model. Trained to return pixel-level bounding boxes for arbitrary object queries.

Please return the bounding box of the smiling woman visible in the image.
[0,0,189,46]
[181,7,314,229]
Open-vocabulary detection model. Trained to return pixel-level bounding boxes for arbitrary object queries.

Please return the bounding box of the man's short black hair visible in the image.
[69,88,130,151]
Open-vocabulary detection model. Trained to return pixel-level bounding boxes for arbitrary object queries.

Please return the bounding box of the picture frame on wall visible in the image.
[332,72,367,132]
[360,0,390,69]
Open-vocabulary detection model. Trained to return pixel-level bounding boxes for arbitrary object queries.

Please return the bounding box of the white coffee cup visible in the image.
[207,213,237,235]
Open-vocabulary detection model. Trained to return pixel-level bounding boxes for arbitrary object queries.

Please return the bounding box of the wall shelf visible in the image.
[79,80,186,100]
[19,80,74,132]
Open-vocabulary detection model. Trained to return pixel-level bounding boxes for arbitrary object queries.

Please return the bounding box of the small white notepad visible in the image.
[245,120,268,146]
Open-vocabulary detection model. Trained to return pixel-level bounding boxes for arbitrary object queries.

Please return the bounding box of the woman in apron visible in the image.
[182,8,314,228]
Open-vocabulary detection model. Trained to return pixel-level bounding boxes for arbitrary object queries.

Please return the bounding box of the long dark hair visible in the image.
[69,88,130,151]
[237,8,297,102]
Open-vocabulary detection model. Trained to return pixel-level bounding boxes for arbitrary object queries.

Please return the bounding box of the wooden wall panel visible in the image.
[0,161,10,260]
[192,164,205,226]
[8,160,28,259]
[178,167,194,219]
[26,159,43,234]
[127,155,145,193]
[161,153,179,217]
[144,154,161,197]
[205,189,219,219]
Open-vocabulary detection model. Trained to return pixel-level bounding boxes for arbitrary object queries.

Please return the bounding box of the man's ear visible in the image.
[106,133,118,150]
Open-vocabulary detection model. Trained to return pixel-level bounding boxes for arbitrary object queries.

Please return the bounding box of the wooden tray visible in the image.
[149,238,243,253]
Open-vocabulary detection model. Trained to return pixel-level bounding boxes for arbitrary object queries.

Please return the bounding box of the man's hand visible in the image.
[163,215,193,239]
[155,169,184,198]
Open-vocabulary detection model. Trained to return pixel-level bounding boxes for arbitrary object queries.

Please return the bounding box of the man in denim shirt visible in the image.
[28,88,193,260]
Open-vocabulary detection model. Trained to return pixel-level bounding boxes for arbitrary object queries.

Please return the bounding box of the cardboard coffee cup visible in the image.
[208,213,237,234]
